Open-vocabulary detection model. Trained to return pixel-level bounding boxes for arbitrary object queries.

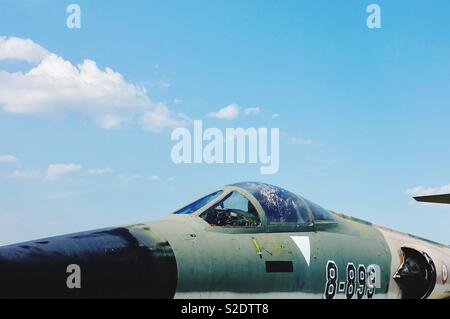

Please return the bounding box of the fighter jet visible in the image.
[0,182,449,299]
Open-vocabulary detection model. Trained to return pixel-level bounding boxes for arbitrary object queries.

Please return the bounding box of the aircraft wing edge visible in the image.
[414,194,450,204]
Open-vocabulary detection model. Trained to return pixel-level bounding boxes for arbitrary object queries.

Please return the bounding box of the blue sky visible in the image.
[0,0,449,245]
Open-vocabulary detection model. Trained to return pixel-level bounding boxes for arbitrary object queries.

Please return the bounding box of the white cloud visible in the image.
[141,103,190,132]
[12,168,41,179]
[0,36,188,131]
[86,168,113,175]
[47,164,82,180]
[208,103,240,120]
[272,113,280,118]
[148,175,160,181]
[406,184,450,197]
[0,36,49,64]
[0,54,149,128]
[0,154,19,163]
[244,107,260,115]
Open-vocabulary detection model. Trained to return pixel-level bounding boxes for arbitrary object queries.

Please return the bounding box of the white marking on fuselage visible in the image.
[290,236,310,267]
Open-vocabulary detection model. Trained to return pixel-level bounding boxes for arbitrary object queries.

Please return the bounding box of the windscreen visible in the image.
[173,191,223,214]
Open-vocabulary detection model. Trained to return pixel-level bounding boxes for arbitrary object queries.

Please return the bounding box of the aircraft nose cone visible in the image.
[0,227,177,298]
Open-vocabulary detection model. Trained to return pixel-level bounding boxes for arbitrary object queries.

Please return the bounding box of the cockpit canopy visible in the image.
[174,182,335,227]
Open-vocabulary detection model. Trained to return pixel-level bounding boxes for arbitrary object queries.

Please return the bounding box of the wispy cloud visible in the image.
[86,168,113,175]
[244,107,260,116]
[289,136,314,146]
[0,36,188,132]
[12,168,41,179]
[47,164,82,180]
[6,156,151,185]
[272,113,280,118]
[208,103,240,120]
[141,103,190,132]
[0,154,19,163]
[11,163,113,180]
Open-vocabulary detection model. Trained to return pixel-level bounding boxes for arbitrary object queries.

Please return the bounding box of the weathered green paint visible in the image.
[128,208,392,298]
